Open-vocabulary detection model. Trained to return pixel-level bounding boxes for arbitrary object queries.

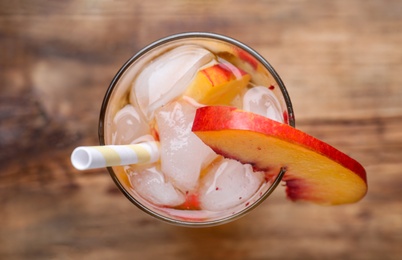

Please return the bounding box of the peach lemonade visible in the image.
[99,32,366,226]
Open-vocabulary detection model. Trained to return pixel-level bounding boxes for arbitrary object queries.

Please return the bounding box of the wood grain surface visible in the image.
[1,0,401,259]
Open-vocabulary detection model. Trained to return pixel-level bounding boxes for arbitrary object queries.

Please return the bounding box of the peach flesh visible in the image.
[192,106,367,205]
[184,63,250,105]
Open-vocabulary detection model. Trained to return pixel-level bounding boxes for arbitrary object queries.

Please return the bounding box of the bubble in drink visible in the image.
[101,33,293,226]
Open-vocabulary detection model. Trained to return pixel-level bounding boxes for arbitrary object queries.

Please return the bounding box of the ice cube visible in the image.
[130,45,215,119]
[155,99,217,192]
[199,159,265,211]
[127,166,186,207]
[243,86,284,123]
[112,104,150,145]
[218,57,244,79]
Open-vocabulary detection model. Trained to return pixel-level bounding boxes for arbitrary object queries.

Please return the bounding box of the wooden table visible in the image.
[1,1,401,259]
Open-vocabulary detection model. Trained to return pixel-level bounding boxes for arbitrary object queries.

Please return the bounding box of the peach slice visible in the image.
[235,48,259,70]
[192,106,367,205]
[184,63,251,105]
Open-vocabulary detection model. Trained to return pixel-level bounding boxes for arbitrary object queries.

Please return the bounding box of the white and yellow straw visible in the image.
[71,141,160,170]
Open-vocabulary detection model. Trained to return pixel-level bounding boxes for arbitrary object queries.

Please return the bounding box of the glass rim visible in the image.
[98,32,295,227]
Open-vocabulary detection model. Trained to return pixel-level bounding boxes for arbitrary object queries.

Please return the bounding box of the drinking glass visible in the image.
[99,32,295,227]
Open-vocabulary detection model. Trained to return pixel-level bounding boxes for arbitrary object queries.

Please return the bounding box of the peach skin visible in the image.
[192,106,367,205]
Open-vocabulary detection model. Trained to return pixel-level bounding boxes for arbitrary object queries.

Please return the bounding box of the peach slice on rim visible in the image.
[192,106,367,205]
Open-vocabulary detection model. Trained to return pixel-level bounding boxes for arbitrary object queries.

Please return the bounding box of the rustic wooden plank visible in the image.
[1,112,401,259]
[1,0,401,259]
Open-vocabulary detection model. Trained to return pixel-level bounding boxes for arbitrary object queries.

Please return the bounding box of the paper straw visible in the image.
[71,141,160,170]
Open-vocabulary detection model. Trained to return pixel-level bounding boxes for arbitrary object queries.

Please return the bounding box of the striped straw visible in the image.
[71,141,160,170]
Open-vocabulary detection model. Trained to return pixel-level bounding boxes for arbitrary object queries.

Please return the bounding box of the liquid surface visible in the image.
[106,44,286,221]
